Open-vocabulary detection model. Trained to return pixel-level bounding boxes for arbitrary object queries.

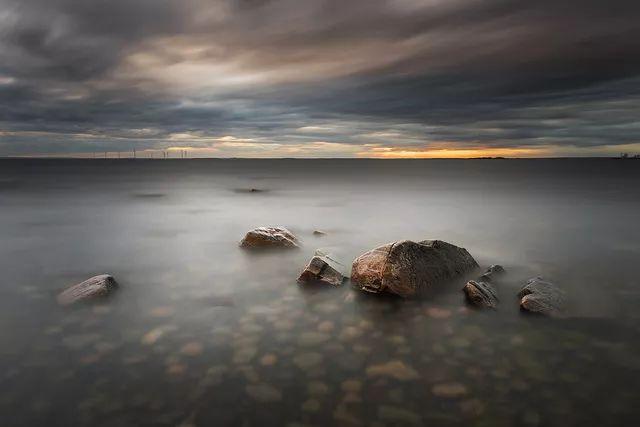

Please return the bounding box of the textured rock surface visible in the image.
[351,239,478,298]
[57,274,118,306]
[298,251,347,286]
[518,277,565,316]
[463,280,499,308]
[239,226,299,249]
[463,265,503,308]
[479,264,505,282]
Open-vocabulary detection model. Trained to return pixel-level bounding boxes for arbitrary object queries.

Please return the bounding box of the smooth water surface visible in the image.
[0,159,639,426]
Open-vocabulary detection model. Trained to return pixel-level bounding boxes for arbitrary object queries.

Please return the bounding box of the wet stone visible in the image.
[479,264,505,282]
[302,399,321,412]
[341,379,362,393]
[518,277,566,316]
[180,342,203,357]
[260,353,278,366]
[378,405,422,425]
[463,280,499,309]
[298,332,330,347]
[298,251,347,287]
[308,381,330,396]
[240,227,299,249]
[351,239,478,298]
[366,360,420,381]
[425,307,452,319]
[57,274,118,306]
[245,383,282,403]
[432,382,468,398]
[293,352,323,370]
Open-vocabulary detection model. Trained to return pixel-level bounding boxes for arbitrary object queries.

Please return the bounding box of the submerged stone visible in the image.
[479,264,505,282]
[366,360,420,381]
[239,227,299,249]
[297,251,347,287]
[245,383,282,403]
[351,240,478,298]
[463,280,499,309]
[518,277,565,316]
[432,382,468,398]
[57,274,118,306]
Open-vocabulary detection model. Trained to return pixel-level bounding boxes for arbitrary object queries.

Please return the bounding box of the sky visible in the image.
[1,0,639,158]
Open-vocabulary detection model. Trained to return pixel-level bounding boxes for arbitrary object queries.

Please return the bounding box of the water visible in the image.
[0,158,639,426]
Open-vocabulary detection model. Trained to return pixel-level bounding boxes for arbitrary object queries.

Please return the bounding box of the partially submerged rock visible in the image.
[351,240,478,298]
[239,227,299,249]
[313,230,327,236]
[463,280,499,309]
[518,277,565,316]
[463,265,504,308]
[479,264,505,282]
[57,274,118,306]
[298,250,347,287]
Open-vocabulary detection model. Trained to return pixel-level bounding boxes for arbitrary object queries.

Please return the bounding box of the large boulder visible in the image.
[240,227,299,249]
[351,240,478,298]
[57,274,118,306]
[298,250,347,287]
[518,277,565,316]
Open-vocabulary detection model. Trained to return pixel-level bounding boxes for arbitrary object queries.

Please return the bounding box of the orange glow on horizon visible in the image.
[358,147,548,159]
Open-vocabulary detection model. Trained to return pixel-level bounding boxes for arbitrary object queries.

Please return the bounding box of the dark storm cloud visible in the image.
[1,0,639,156]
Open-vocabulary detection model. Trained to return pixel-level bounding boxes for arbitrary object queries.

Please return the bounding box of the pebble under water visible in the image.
[0,159,639,426]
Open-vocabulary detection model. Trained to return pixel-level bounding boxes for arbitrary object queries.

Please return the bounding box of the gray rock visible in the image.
[239,226,299,249]
[57,274,118,306]
[351,240,478,298]
[518,277,565,316]
[479,264,505,282]
[297,251,347,286]
[463,280,499,309]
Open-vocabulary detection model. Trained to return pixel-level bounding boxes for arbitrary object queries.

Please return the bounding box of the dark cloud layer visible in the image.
[1,0,639,156]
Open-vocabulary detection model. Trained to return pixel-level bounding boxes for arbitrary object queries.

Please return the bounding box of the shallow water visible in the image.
[0,158,639,426]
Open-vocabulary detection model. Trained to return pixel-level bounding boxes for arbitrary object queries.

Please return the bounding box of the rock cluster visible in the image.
[351,240,478,298]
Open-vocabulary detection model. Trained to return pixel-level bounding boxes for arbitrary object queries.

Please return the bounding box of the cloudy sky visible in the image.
[1,0,639,158]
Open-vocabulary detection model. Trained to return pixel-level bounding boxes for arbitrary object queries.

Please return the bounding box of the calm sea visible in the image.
[0,158,639,426]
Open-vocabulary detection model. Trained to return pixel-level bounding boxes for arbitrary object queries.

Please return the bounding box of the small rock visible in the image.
[518,277,565,316]
[317,321,334,333]
[432,382,468,398]
[239,227,299,249]
[180,342,203,357]
[302,399,321,412]
[378,405,422,425]
[463,280,499,309]
[366,360,419,381]
[425,307,452,319]
[298,332,330,347]
[260,353,278,366]
[459,398,485,417]
[57,274,118,306]
[293,352,323,370]
[297,251,347,287]
[308,381,330,396]
[313,230,327,236]
[341,379,362,393]
[149,306,175,318]
[351,240,478,298]
[479,264,505,282]
[245,383,282,403]
[141,327,166,345]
